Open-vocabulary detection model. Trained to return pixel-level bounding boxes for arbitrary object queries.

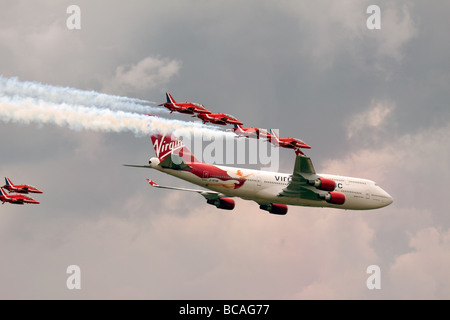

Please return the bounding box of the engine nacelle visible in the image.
[320,192,345,205]
[206,197,235,210]
[308,178,336,191]
[259,203,288,215]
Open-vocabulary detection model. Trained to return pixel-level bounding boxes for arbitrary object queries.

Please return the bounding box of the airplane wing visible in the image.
[9,198,25,204]
[278,155,326,201]
[147,179,226,200]
[123,164,151,168]
[184,106,196,112]
[285,142,298,148]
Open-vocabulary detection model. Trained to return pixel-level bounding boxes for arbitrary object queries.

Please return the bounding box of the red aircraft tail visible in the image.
[4,177,13,188]
[0,187,7,198]
[151,133,199,163]
[269,129,280,144]
[166,92,176,104]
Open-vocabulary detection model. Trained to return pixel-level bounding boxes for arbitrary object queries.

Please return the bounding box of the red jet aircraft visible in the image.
[0,187,40,205]
[3,177,43,194]
[269,129,311,156]
[159,93,211,115]
[196,113,243,126]
[229,124,272,140]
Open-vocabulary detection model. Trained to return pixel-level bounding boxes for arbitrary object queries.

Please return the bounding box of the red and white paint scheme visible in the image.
[269,129,311,156]
[3,177,43,194]
[159,93,211,115]
[196,113,243,126]
[229,124,272,140]
[125,133,393,215]
[0,187,40,205]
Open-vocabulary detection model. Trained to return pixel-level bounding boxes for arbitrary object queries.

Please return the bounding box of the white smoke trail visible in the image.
[0,75,167,114]
[0,75,237,141]
[0,76,278,168]
[0,95,234,139]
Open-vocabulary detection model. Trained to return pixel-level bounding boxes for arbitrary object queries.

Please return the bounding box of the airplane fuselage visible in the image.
[164,103,211,115]
[149,158,393,210]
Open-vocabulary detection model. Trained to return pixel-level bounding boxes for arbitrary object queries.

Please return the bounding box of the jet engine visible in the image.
[320,192,345,205]
[308,178,336,191]
[206,197,235,210]
[259,203,288,215]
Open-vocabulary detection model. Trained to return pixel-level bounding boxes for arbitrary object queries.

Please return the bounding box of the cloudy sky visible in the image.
[1,0,450,299]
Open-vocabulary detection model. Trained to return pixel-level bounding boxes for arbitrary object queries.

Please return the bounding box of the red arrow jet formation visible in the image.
[1,177,42,205]
[158,92,311,155]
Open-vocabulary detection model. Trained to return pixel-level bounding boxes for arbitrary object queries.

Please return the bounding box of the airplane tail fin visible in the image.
[269,129,280,142]
[4,177,12,187]
[166,93,176,104]
[151,133,199,163]
[0,187,6,197]
[235,124,246,132]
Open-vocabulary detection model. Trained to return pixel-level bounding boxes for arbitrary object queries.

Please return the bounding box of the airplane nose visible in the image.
[387,196,393,205]
[384,190,393,206]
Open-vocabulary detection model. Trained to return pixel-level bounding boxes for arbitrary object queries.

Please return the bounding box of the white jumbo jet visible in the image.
[125,133,393,215]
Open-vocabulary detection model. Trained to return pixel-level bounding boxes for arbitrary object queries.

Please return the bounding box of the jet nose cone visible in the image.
[301,142,312,149]
[387,196,393,205]
[383,190,394,207]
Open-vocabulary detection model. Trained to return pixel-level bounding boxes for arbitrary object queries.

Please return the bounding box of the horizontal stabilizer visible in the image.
[123,164,151,169]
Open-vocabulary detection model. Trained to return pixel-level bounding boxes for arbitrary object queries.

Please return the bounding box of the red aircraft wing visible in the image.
[222,114,243,125]
[196,113,227,125]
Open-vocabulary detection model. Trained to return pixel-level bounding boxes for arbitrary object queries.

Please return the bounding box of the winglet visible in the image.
[294,155,316,175]
[147,179,158,187]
